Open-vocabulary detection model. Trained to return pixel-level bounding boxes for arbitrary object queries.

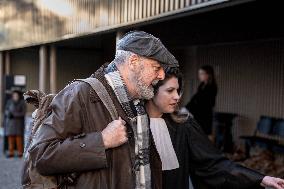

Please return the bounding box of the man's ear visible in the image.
[128,54,140,70]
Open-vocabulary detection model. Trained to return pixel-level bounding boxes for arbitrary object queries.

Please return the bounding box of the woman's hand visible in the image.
[261,176,284,189]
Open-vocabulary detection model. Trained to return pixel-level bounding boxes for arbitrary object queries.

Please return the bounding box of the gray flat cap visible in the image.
[117,31,179,67]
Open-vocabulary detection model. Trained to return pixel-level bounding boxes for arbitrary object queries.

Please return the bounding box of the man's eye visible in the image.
[154,67,161,72]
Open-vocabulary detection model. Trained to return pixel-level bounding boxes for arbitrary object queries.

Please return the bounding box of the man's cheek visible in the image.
[152,79,159,86]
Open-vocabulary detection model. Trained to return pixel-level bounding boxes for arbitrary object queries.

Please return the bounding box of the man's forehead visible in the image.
[142,57,165,69]
[152,61,162,67]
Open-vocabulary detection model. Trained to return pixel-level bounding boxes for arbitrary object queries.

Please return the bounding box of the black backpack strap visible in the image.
[75,78,119,121]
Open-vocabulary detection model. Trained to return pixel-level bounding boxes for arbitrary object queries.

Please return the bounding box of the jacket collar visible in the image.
[91,64,133,129]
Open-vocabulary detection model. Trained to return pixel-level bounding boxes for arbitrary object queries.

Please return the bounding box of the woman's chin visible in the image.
[165,107,175,114]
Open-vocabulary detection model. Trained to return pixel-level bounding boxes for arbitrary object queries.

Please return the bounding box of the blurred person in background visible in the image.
[4,90,26,158]
[186,65,217,141]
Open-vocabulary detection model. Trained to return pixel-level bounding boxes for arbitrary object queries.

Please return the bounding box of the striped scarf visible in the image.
[104,62,151,189]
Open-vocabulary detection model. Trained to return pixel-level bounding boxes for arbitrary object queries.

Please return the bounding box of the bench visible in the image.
[240,115,284,157]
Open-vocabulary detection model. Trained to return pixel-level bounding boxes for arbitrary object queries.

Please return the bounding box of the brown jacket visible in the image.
[29,65,162,189]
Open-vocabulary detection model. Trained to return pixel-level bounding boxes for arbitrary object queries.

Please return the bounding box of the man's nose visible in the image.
[157,69,165,80]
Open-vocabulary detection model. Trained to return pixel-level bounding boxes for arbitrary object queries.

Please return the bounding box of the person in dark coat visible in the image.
[146,68,284,189]
[186,65,217,136]
[4,90,26,157]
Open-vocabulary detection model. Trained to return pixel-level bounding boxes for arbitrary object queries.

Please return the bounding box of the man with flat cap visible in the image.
[27,31,178,189]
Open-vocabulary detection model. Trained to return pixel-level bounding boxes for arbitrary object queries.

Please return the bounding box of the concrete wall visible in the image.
[1,0,231,50]
[10,48,39,91]
[10,48,39,113]
[9,47,106,113]
[56,48,105,91]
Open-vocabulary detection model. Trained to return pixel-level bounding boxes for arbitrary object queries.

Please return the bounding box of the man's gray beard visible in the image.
[133,73,158,100]
[136,80,154,100]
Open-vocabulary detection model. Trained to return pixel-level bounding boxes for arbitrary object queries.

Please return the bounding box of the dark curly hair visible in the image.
[153,67,183,96]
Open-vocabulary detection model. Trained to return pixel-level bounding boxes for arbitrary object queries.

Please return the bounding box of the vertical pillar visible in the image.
[5,51,10,75]
[39,46,47,92]
[50,45,57,94]
[0,52,4,126]
[116,30,125,47]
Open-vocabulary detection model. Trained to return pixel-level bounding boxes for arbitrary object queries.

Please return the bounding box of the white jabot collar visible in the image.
[150,118,179,170]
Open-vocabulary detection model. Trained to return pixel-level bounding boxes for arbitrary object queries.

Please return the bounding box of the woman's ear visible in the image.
[128,54,140,71]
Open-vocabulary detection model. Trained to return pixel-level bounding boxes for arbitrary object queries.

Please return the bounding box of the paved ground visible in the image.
[0,137,22,189]
[0,116,34,189]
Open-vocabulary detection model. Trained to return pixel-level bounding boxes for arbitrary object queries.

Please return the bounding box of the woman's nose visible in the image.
[173,91,180,101]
